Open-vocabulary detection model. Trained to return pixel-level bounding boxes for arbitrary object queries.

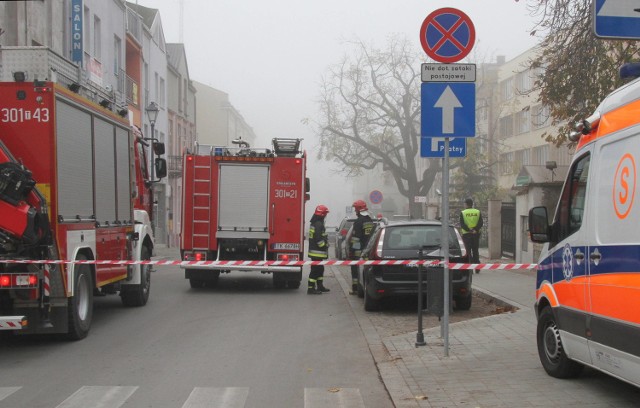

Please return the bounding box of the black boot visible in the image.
[350,283,358,295]
[307,280,322,295]
[317,280,330,292]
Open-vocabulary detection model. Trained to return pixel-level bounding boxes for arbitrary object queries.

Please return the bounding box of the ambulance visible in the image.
[529,66,640,387]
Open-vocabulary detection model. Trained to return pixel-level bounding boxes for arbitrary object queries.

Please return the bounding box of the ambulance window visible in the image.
[555,153,590,241]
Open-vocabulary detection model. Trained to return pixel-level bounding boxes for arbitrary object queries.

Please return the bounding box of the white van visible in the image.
[529,69,640,388]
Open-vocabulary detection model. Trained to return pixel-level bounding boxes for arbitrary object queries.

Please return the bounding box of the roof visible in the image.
[126,3,158,29]
[166,43,188,73]
[513,165,569,188]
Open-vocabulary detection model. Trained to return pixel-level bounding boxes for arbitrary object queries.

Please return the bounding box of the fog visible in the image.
[136,0,538,227]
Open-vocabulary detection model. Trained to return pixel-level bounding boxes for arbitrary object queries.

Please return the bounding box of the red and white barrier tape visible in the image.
[0,259,537,270]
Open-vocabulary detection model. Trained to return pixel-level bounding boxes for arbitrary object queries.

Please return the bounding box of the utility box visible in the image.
[425,266,452,317]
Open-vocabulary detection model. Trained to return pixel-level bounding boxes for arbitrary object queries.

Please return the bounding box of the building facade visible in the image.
[192,81,256,148]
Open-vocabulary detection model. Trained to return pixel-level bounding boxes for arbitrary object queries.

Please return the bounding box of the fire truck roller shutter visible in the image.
[115,127,132,223]
[56,100,94,221]
[94,118,117,225]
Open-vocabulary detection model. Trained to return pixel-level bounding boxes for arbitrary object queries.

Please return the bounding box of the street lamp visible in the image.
[145,102,159,181]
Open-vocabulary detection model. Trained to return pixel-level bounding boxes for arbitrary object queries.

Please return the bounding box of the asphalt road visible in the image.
[0,260,392,408]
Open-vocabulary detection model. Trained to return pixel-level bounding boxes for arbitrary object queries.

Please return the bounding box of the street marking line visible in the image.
[181,387,249,408]
[55,386,138,408]
[0,387,20,401]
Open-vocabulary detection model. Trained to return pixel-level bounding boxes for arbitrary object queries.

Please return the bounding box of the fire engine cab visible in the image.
[181,138,309,289]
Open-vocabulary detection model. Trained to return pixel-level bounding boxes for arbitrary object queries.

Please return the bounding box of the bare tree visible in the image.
[525,0,640,146]
[317,35,440,218]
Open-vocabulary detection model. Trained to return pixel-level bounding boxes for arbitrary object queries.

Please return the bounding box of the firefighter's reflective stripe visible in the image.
[308,249,328,258]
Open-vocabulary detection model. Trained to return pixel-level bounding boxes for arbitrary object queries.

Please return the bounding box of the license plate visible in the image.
[16,275,31,286]
[273,243,300,250]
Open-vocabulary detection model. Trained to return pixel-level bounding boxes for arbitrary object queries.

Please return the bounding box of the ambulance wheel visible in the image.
[67,259,94,340]
[121,245,152,307]
[537,306,584,378]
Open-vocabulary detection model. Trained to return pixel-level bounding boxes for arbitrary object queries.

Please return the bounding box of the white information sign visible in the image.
[421,63,476,82]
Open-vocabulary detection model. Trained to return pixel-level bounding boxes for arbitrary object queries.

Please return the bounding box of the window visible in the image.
[516,70,532,93]
[159,77,166,108]
[500,152,514,175]
[515,108,531,134]
[501,78,514,101]
[554,153,590,242]
[93,16,101,60]
[532,104,550,129]
[113,35,122,76]
[499,115,513,138]
[532,145,549,166]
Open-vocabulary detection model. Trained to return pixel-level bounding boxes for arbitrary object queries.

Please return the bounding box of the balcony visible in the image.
[168,155,183,178]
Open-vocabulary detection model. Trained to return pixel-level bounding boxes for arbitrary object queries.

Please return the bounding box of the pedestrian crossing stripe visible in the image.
[0,386,366,407]
[182,387,249,408]
[56,386,138,408]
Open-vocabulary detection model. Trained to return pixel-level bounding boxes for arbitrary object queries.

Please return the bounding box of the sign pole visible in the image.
[442,138,450,357]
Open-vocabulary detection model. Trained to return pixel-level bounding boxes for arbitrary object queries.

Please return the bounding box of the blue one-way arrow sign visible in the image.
[421,82,475,137]
[594,0,640,39]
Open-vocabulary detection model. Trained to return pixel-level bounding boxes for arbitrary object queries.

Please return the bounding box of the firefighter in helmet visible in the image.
[307,204,330,294]
[349,200,375,295]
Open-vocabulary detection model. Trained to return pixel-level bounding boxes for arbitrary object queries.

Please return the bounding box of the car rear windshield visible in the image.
[384,225,460,251]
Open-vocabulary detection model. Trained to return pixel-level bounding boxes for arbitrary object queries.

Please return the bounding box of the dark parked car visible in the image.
[334,217,356,259]
[356,220,473,311]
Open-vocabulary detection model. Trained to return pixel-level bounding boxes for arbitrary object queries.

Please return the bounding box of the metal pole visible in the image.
[150,123,155,182]
[416,247,426,347]
[150,122,155,234]
[442,138,450,357]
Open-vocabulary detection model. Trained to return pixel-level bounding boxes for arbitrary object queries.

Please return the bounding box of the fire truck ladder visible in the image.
[191,154,213,250]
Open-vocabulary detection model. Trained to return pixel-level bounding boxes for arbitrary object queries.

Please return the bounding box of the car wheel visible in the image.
[363,276,381,311]
[454,294,472,311]
[537,306,584,378]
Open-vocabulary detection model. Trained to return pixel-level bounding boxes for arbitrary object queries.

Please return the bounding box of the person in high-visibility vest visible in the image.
[307,205,330,294]
[459,198,483,273]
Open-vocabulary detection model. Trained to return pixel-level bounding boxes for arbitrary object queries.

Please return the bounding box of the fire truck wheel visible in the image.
[286,280,301,289]
[273,272,286,289]
[204,272,220,288]
[67,260,94,340]
[121,245,152,307]
[189,278,205,289]
[537,306,584,378]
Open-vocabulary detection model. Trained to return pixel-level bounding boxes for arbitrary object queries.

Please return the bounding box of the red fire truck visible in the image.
[0,47,165,339]
[181,138,309,289]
